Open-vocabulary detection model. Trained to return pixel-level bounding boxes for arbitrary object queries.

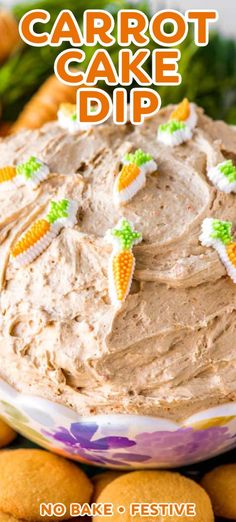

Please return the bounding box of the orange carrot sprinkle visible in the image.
[0,166,16,183]
[117,163,140,192]
[227,242,236,267]
[112,250,134,301]
[11,219,50,257]
[170,98,190,122]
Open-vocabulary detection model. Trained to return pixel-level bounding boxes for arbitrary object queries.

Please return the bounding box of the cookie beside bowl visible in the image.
[1,101,236,468]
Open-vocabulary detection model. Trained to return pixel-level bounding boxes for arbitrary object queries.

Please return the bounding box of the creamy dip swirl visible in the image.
[0,106,236,421]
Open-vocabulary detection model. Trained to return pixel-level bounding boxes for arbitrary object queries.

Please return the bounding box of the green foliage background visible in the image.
[0,0,236,123]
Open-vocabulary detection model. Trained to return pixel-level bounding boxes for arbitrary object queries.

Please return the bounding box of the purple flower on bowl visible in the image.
[43,419,236,468]
[133,426,235,465]
[43,422,149,466]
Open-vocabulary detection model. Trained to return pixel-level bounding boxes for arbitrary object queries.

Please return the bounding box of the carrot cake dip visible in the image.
[0,100,236,421]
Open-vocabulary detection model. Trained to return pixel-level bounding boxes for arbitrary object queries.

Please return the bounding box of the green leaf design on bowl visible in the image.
[0,401,29,424]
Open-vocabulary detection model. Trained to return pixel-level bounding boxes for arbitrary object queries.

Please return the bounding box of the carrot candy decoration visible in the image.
[207,160,236,193]
[0,166,17,191]
[58,103,79,133]
[123,149,157,176]
[114,163,142,206]
[11,198,78,267]
[114,149,157,206]
[16,156,50,189]
[0,157,49,191]
[106,219,142,306]
[157,98,197,146]
[58,103,97,133]
[170,98,197,131]
[200,218,236,283]
[157,119,192,147]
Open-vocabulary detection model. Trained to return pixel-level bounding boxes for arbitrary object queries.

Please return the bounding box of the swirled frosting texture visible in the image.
[0,106,236,421]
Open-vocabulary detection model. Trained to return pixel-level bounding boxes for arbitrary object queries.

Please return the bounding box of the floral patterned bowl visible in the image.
[1,378,236,469]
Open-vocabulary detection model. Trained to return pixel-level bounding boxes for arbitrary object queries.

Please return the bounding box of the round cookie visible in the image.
[92,472,125,501]
[93,471,214,521]
[201,463,236,519]
[0,449,93,521]
[0,418,17,448]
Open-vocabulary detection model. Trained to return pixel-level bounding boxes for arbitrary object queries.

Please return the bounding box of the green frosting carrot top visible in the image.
[111,219,142,250]
[124,149,153,167]
[159,120,186,134]
[16,156,42,179]
[46,199,71,224]
[211,219,233,244]
[219,160,236,183]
